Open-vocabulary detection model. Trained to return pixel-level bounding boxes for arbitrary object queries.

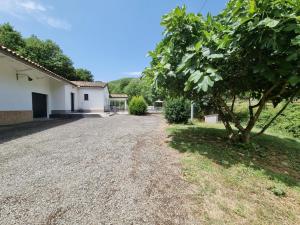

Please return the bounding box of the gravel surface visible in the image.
[0,115,199,225]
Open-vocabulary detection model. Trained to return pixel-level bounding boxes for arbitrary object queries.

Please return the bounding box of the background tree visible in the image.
[108,77,154,103]
[19,36,76,80]
[108,78,134,94]
[75,68,94,81]
[0,22,93,81]
[145,0,300,143]
[0,23,25,51]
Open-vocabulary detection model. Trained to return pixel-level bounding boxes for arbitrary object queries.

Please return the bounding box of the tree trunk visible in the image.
[240,131,251,144]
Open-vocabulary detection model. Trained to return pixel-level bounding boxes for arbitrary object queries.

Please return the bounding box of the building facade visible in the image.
[0,46,109,125]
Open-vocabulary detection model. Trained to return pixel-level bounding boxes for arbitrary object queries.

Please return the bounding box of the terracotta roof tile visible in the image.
[71,81,107,88]
[109,94,128,98]
[0,45,75,86]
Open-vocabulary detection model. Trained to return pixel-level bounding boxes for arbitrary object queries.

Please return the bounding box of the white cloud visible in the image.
[41,16,71,30]
[124,71,142,77]
[0,0,71,30]
[19,1,46,12]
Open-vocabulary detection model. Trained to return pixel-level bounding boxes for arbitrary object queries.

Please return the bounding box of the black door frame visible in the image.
[71,92,75,112]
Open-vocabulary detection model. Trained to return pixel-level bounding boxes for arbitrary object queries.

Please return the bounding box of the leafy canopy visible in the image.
[75,68,94,82]
[0,23,25,51]
[144,0,300,143]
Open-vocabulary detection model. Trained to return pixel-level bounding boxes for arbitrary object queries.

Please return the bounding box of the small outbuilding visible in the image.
[109,94,128,112]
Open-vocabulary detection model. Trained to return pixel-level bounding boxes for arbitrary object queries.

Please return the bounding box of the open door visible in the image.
[32,92,47,118]
[71,93,75,112]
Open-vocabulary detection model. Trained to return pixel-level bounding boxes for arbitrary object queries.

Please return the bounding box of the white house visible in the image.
[0,45,110,125]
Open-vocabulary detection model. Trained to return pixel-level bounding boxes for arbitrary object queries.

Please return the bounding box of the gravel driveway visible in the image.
[0,115,198,225]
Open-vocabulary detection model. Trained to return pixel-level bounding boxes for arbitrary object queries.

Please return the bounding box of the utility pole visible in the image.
[191,101,194,121]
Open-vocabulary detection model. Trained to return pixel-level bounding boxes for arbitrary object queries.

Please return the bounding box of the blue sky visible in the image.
[0,0,228,82]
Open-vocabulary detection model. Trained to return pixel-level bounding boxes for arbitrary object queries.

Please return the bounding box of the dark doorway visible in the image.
[71,93,75,112]
[32,92,47,118]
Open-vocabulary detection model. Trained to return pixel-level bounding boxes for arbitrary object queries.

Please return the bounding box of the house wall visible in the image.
[103,86,110,111]
[78,87,107,112]
[0,59,69,124]
[51,84,79,114]
[0,55,110,125]
[65,84,79,112]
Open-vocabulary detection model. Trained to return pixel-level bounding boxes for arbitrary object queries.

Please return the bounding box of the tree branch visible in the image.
[254,94,296,136]
[231,95,236,112]
[249,98,254,119]
[216,96,245,132]
[245,82,280,132]
[255,102,290,136]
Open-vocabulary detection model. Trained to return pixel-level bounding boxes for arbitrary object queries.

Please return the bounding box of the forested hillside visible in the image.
[108,77,161,104]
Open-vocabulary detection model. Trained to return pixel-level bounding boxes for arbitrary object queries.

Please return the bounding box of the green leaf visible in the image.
[258,18,280,28]
[249,0,256,15]
[196,76,214,92]
[195,41,202,51]
[288,75,300,86]
[286,52,298,61]
[206,67,217,74]
[284,24,298,32]
[177,53,195,72]
[164,63,171,70]
[202,47,211,57]
[291,35,300,46]
[189,70,203,83]
[207,54,224,59]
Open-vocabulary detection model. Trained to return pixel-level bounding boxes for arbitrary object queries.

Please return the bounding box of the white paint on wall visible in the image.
[0,59,53,117]
[78,87,107,112]
[0,57,72,117]
[0,54,110,119]
[204,114,219,124]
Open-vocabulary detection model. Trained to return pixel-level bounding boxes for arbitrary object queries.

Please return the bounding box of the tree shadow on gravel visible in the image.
[169,126,300,187]
[0,118,80,144]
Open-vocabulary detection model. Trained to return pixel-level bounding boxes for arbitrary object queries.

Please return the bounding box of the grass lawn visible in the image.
[167,122,300,225]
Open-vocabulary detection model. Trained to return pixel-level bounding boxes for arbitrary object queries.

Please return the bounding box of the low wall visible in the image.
[0,111,33,125]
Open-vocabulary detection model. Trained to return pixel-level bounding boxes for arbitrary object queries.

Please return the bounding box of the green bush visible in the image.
[128,96,148,115]
[164,97,190,123]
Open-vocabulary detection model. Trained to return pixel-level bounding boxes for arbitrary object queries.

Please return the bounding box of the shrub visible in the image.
[164,97,190,123]
[268,186,286,197]
[128,96,148,115]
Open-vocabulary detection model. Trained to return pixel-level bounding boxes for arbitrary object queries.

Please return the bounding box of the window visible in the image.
[84,94,89,101]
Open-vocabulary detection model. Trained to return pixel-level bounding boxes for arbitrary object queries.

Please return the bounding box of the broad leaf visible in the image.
[207,54,224,59]
[189,70,203,83]
[258,18,280,28]
[291,35,300,46]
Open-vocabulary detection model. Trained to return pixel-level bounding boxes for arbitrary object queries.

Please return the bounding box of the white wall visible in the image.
[78,87,106,112]
[64,84,79,111]
[0,60,52,117]
[0,58,71,117]
[103,86,110,110]
[0,57,109,116]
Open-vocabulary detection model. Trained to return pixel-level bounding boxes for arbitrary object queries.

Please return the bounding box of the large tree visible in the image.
[0,23,94,81]
[0,23,25,51]
[145,0,300,143]
[75,68,94,81]
[19,35,76,80]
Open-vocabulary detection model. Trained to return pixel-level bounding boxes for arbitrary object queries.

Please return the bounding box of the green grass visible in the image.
[234,102,300,138]
[168,123,300,225]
